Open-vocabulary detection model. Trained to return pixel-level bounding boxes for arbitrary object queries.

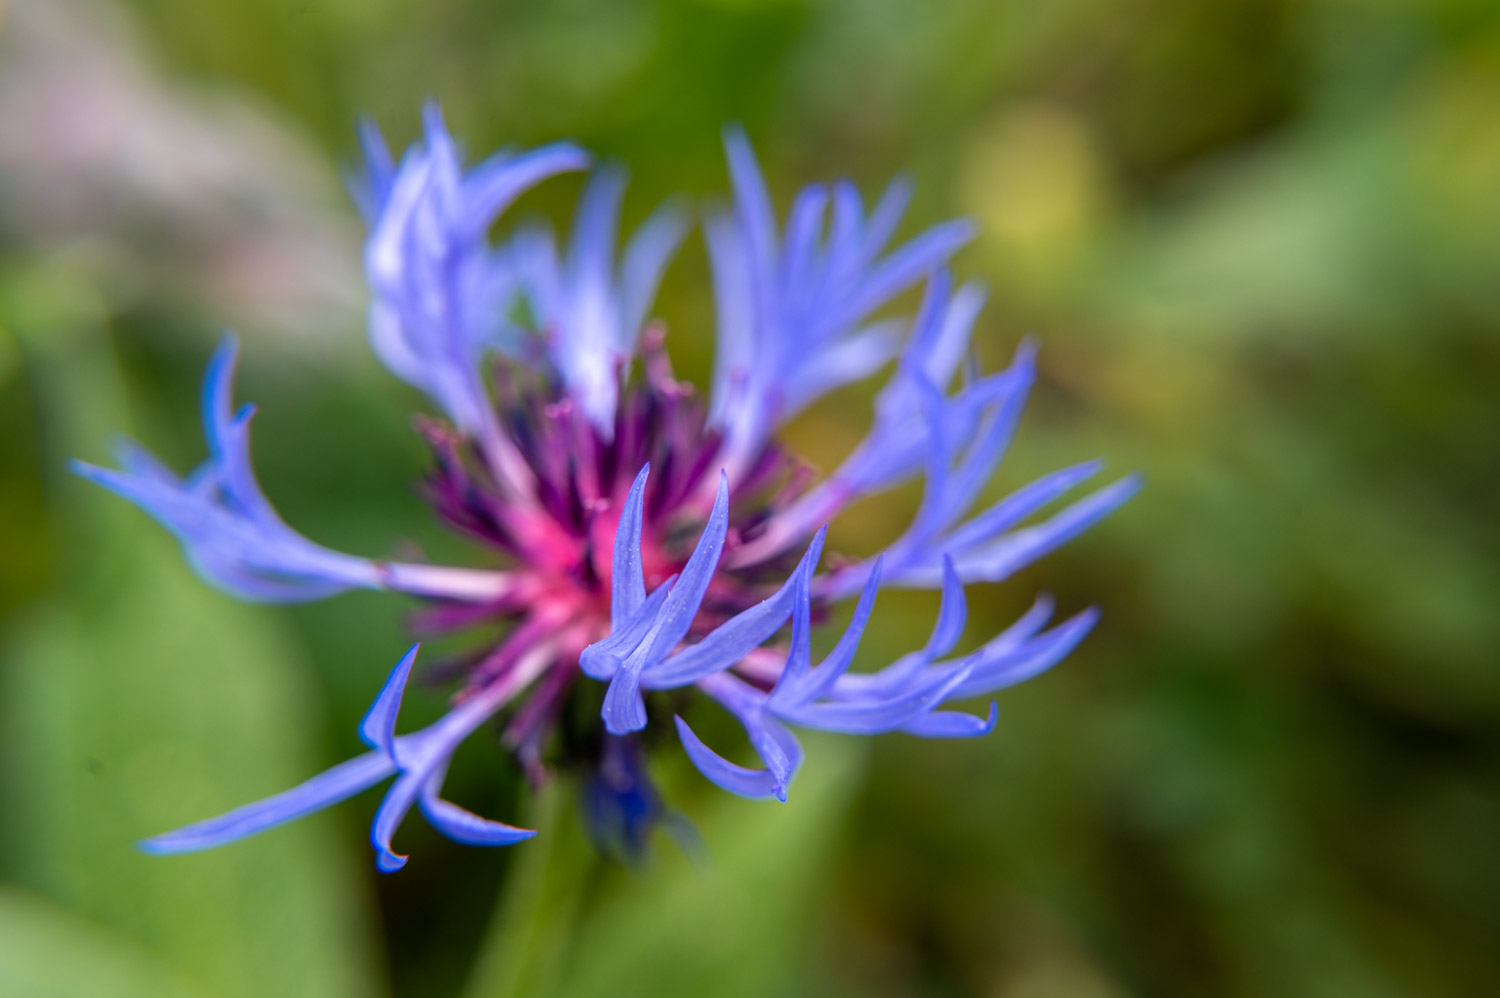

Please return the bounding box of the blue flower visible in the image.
[80,107,1136,871]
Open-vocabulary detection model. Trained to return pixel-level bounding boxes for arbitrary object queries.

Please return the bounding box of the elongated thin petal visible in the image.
[359,644,419,755]
[940,460,1105,554]
[620,199,691,342]
[776,555,882,705]
[643,527,826,689]
[581,577,675,680]
[933,475,1143,586]
[776,664,972,735]
[418,765,536,846]
[602,474,730,734]
[768,567,814,699]
[141,751,396,855]
[611,464,650,628]
[950,608,1100,699]
[419,793,538,846]
[674,716,784,800]
[675,672,805,801]
[901,702,998,738]
[704,132,974,483]
[463,142,591,234]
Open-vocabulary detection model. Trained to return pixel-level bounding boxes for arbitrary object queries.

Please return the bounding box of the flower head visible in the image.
[80,106,1139,870]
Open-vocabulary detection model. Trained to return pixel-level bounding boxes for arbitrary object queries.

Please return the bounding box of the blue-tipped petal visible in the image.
[926,557,968,658]
[768,568,814,700]
[359,104,586,438]
[776,554,882,706]
[705,130,974,475]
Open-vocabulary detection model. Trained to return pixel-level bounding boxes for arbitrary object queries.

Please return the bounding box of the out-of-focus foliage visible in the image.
[1,0,1497,996]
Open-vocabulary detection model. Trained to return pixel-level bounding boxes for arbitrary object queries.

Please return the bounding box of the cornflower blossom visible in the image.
[75,103,1139,872]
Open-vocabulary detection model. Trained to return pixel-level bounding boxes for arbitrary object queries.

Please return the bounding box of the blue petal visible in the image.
[776,664,973,735]
[418,764,536,846]
[926,557,968,659]
[359,104,586,437]
[901,701,998,739]
[939,460,1106,554]
[350,116,394,220]
[768,566,814,699]
[674,716,784,800]
[722,125,777,281]
[419,793,538,846]
[782,184,829,289]
[140,751,396,855]
[359,644,419,755]
[673,699,804,803]
[602,475,730,734]
[72,341,384,604]
[581,577,676,680]
[775,555,882,706]
[370,770,424,873]
[933,344,1037,528]
[857,178,914,265]
[704,212,756,427]
[462,141,590,233]
[833,219,975,332]
[941,475,1143,586]
[950,608,1100,699]
[643,527,826,689]
[619,197,691,343]
[611,464,651,629]
[568,165,627,284]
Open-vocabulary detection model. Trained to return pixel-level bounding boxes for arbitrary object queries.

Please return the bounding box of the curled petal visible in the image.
[419,792,537,847]
[417,763,535,846]
[901,701,998,739]
[674,716,785,801]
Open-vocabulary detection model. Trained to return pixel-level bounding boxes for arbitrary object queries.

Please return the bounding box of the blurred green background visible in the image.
[2,0,1498,995]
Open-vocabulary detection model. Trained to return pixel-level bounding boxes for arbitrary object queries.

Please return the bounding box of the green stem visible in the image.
[461,778,598,998]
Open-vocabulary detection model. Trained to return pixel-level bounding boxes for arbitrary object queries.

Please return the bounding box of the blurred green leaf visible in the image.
[0,886,212,998]
[0,299,385,998]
